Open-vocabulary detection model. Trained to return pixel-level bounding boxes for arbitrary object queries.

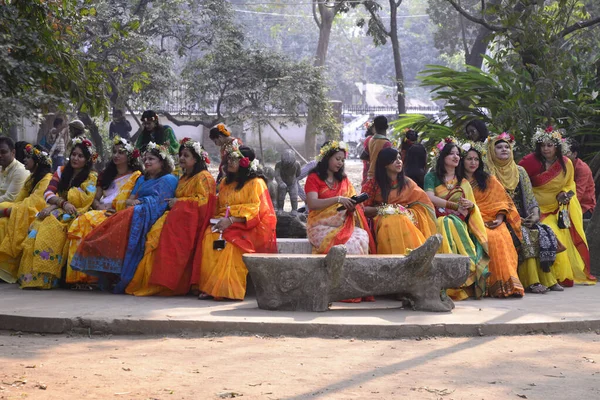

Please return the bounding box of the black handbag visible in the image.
[557,206,571,229]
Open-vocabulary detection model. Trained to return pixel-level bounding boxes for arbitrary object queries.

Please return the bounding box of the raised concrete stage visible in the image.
[1,283,599,339]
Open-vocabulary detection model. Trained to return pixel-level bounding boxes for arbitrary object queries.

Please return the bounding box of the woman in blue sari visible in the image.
[70,142,177,293]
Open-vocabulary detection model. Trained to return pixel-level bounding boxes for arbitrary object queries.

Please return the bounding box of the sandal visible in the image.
[198,292,213,300]
[548,283,564,292]
[526,283,548,294]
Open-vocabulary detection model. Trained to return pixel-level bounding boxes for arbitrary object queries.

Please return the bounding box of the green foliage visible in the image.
[0,0,106,131]
[394,0,600,154]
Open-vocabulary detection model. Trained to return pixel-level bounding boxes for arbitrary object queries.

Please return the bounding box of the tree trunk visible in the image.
[304,4,336,158]
[78,112,105,167]
[466,25,492,68]
[389,0,406,115]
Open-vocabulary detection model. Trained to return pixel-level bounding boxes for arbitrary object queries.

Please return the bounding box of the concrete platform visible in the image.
[0,283,599,339]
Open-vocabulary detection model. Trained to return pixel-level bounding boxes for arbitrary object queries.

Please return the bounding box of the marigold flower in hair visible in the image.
[316,140,348,161]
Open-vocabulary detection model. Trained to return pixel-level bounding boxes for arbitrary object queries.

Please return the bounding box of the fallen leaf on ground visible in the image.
[516,394,527,399]
[218,391,243,398]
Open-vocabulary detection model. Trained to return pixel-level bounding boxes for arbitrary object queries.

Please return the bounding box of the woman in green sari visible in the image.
[424,138,489,300]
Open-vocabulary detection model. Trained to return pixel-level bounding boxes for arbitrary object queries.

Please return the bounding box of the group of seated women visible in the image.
[0,136,277,301]
[305,127,595,302]
[0,124,595,303]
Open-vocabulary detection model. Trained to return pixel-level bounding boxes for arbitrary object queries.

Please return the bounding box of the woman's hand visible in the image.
[486,215,505,229]
[38,205,57,220]
[458,198,474,210]
[95,203,111,211]
[522,208,540,228]
[213,217,233,232]
[63,201,78,216]
[338,196,356,212]
[126,199,141,207]
[166,198,177,209]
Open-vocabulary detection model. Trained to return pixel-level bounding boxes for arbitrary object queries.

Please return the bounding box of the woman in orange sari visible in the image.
[462,143,524,297]
[305,141,375,303]
[127,138,216,296]
[424,138,489,300]
[66,137,142,286]
[519,126,596,286]
[362,147,436,254]
[198,145,277,300]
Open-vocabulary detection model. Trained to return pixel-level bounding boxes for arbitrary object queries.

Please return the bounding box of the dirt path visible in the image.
[1,332,599,399]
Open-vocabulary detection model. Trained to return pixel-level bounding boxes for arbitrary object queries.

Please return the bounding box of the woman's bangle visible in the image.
[337,196,341,203]
[228,216,234,225]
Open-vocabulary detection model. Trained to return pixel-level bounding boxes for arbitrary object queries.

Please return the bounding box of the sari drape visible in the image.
[519,154,596,285]
[198,177,277,300]
[0,174,52,283]
[126,170,216,296]
[306,174,375,255]
[66,171,141,284]
[424,172,489,300]
[17,168,97,289]
[471,176,524,297]
[362,177,436,254]
[70,173,178,293]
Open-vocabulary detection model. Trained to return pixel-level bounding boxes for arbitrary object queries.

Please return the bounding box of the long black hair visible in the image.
[465,119,489,142]
[461,148,489,190]
[225,146,266,190]
[535,141,567,175]
[179,143,208,178]
[26,145,53,195]
[57,143,93,195]
[375,147,406,203]
[404,143,427,189]
[435,143,463,184]
[309,141,347,182]
[98,145,143,190]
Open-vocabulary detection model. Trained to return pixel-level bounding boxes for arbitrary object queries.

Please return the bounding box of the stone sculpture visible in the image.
[263,166,278,210]
[243,234,470,313]
[274,149,301,211]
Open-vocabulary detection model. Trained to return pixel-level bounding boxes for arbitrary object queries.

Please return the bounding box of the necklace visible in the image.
[444,175,456,190]
[390,180,400,190]
[325,178,337,190]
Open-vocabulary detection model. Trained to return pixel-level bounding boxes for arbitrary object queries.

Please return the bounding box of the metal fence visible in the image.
[342,105,440,115]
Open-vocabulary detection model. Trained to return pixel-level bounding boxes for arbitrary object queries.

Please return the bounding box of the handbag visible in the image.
[557,206,571,229]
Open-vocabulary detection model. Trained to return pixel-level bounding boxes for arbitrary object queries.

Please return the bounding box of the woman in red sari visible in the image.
[519,126,596,286]
[305,140,375,303]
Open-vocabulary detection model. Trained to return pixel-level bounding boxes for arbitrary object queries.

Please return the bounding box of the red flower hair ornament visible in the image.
[239,157,250,168]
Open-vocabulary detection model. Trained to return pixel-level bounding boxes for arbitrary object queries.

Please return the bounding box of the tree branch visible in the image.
[365,5,390,37]
[312,0,322,29]
[558,16,600,38]
[158,111,217,128]
[444,0,506,32]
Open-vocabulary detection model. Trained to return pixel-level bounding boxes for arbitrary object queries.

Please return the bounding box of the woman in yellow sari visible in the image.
[306,140,375,256]
[127,139,216,296]
[519,126,596,286]
[362,147,436,254]
[0,145,53,283]
[198,145,277,300]
[17,137,98,289]
[65,137,142,286]
[462,143,524,298]
[486,133,560,293]
[424,138,489,300]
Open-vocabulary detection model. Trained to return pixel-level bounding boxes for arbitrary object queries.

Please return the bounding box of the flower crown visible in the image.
[225,140,260,172]
[461,141,487,158]
[180,137,210,165]
[145,141,169,160]
[531,126,570,154]
[429,136,460,167]
[216,123,231,137]
[24,144,52,167]
[113,136,139,159]
[71,136,98,163]
[316,140,348,161]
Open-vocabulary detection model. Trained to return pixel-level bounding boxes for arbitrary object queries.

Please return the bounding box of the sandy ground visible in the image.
[1,332,599,399]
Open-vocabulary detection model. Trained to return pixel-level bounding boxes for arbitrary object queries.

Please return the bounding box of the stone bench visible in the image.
[277,238,312,254]
[244,234,470,313]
